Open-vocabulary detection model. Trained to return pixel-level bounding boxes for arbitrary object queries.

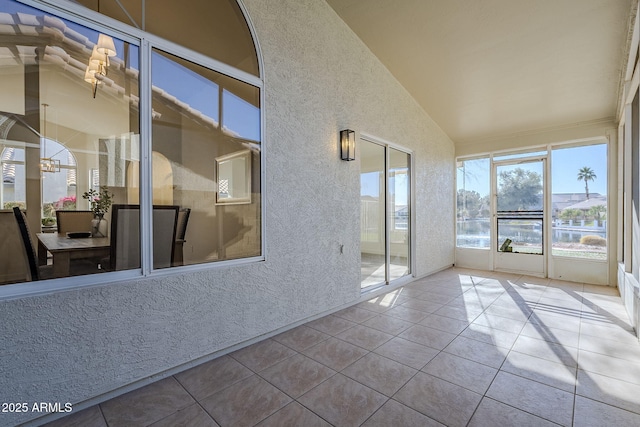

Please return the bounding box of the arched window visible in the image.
[0,0,262,286]
[73,0,259,76]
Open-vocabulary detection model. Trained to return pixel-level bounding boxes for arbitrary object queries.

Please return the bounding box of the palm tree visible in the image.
[577,166,597,200]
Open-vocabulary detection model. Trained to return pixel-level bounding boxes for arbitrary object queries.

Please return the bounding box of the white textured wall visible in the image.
[0,1,454,424]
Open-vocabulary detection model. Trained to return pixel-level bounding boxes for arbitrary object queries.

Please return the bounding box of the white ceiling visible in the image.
[326,0,634,145]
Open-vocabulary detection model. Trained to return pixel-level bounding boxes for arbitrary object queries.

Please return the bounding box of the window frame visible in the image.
[0,0,265,299]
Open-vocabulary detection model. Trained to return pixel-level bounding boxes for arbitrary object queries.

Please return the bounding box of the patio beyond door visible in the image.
[494,158,545,276]
[360,138,411,289]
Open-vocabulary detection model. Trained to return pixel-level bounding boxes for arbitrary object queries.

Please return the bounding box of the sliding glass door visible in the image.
[360,138,411,289]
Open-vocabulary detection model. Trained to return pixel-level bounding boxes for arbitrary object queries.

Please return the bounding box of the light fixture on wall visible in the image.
[340,129,356,161]
[84,34,117,98]
[39,103,60,173]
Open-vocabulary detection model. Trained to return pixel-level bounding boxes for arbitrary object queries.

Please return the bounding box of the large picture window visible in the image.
[456,157,490,248]
[0,0,262,287]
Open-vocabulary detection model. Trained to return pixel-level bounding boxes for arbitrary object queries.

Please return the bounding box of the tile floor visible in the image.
[43,268,640,426]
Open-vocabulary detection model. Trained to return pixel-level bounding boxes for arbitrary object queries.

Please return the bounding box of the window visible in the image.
[73,0,259,77]
[0,0,261,287]
[456,157,490,248]
[551,144,607,260]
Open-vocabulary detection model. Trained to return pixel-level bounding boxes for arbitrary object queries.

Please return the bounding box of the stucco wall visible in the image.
[0,1,454,425]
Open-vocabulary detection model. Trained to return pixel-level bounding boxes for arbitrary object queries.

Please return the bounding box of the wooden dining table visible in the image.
[37,232,110,278]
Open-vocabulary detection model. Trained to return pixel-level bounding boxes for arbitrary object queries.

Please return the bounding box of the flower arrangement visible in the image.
[82,186,113,218]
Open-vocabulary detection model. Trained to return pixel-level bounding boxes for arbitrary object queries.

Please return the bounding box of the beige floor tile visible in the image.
[433,304,484,322]
[341,352,417,396]
[255,402,331,427]
[384,305,430,323]
[502,350,577,392]
[336,324,393,350]
[360,292,410,312]
[333,306,378,323]
[373,336,439,370]
[273,325,330,351]
[519,322,580,348]
[511,335,579,368]
[581,284,619,296]
[175,355,253,401]
[484,303,532,322]
[200,375,291,427]
[472,312,527,334]
[305,314,356,336]
[230,339,297,372]
[469,397,558,427]
[42,405,106,427]
[577,349,640,385]
[486,371,574,426]
[149,403,219,427]
[576,369,640,414]
[412,291,456,305]
[460,323,519,349]
[298,374,387,427]
[400,299,443,313]
[420,313,470,334]
[361,399,444,427]
[443,336,509,369]
[422,352,498,394]
[362,313,413,335]
[528,310,582,333]
[398,325,457,350]
[302,337,368,371]
[259,353,335,398]
[100,377,195,427]
[579,334,640,362]
[580,321,638,345]
[573,395,640,426]
[394,372,482,427]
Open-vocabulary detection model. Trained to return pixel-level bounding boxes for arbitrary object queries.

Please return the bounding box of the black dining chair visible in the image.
[13,207,50,281]
[0,209,31,284]
[107,204,179,271]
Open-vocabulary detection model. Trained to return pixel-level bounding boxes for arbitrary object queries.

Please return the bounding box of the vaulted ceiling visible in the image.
[326,0,635,145]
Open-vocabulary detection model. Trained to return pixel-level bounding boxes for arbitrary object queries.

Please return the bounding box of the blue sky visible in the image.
[457,144,607,197]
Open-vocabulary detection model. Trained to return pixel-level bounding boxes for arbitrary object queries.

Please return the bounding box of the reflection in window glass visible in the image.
[0,0,140,284]
[551,144,607,260]
[456,157,490,248]
[151,49,261,266]
[74,0,260,76]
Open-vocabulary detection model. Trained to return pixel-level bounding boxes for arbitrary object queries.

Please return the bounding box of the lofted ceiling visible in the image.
[326,0,635,145]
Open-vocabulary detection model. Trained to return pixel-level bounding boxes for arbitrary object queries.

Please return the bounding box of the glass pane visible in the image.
[0,0,140,283]
[496,160,544,255]
[456,158,490,248]
[360,140,385,288]
[151,49,261,268]
[75,0,260,76]
[551,144,607,260]
[497,218,543,254]
[496,161,543,212]
[389,148,410,281]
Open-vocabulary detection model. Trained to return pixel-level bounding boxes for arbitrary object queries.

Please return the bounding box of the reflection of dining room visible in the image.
[0,3,262,285]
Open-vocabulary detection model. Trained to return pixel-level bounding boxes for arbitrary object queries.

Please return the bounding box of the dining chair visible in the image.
[12,207,50,281]
[108,204,179,271]
[0,210,30,284]
[172,208,191,266]
[56,210,94,234]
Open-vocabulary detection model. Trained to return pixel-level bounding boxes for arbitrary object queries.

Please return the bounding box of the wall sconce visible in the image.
[340,129,356,161]
[85,34,117,98]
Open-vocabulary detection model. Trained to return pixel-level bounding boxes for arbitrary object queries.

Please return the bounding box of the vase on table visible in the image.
[91,215,108,237]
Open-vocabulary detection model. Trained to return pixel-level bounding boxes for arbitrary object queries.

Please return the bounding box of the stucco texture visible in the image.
[0,1,454,424]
